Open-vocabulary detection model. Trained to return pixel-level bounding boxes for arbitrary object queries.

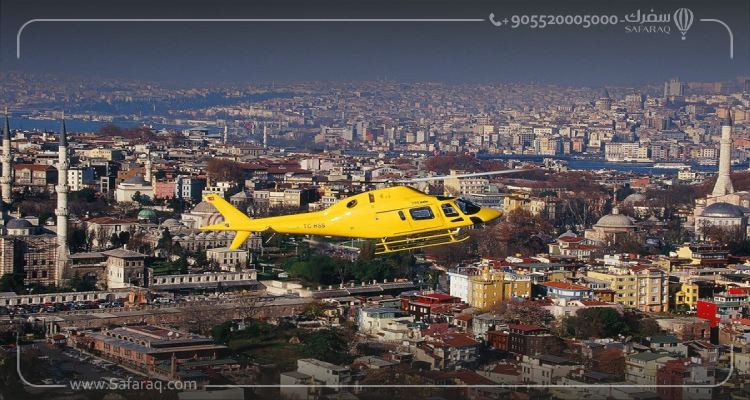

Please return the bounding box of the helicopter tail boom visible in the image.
[201,194,257,249]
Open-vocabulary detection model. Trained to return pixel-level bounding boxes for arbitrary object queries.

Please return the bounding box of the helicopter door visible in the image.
[405,205,442,232]
[374,209,413,236]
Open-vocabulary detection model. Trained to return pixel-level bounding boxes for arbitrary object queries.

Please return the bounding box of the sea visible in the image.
[11,117,190,133]
[478,154,746,174]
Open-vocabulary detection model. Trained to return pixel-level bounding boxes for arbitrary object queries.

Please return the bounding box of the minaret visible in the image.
[223,125,228,144]
[1,107,12,205]
[263,122,268,149]
[712,116,734,197]
[144,151,153,184]
[55,113,70,285]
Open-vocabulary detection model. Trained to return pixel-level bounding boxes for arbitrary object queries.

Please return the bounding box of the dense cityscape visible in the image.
[1,71,750,400]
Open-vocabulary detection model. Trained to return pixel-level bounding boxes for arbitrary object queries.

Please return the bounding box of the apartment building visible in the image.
[587,265,669,312]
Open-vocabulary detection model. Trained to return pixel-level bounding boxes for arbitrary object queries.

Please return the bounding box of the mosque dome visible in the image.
[623,193,647,205]
[162,218,182,228]
[6,218,32,229]
[191,201,218,214]
[595,209,635,228]
[700,202,745,218]
[123,174,150,185]
[137,209,157,221]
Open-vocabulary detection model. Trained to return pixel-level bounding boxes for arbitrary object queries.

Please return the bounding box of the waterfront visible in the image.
[479,153,748,174]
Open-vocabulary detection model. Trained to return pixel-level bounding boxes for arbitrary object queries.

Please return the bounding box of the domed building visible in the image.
[180,200,224,229]
[585,208,638,243]
[114,174,154,203]
[622,193,647,205]
[695,202,748,240]
[161,218,184,231]
[5,218,41,236]
[137,208,157,223]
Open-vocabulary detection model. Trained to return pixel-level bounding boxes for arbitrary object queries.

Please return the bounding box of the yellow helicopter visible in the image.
[201,170,522,254]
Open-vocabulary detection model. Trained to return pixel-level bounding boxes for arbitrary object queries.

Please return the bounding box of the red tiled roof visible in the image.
[454,314,473,321]
[579,299,612,306]
[435,333,479,348]
[492,364,520,376]
[421,293,458,301]
[422,323,451,337]
[15,163,53,171]
[534,299,554,306]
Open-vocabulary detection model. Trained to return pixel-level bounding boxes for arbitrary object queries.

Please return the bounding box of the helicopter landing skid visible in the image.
[374,228,470,254]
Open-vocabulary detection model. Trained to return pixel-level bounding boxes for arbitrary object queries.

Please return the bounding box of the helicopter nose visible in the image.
[475,208,503,223]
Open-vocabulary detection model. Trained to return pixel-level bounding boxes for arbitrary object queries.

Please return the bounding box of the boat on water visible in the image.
[653,162,690,169]
[697,159,718,166]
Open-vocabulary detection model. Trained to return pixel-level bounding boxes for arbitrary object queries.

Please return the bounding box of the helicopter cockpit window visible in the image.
[346,199,358,208]
[441,203,459,217]
[455,199,481,215]
[409,206,434,220]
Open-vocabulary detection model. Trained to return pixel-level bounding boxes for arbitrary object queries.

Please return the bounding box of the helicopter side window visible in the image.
[441,203,460,217]
[455,199,481,215]
[346,199,358,208]
[409,206,434,220]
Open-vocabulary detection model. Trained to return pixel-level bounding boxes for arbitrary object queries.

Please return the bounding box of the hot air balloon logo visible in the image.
[673,8,694,40]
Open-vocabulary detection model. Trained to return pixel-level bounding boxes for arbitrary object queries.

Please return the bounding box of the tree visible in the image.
[157,229,174,254]
[424,269,441,291]
[333,257,350,285]
[302,328,352,365]
[95,226,110,249]
[110,233,120,248]
[206,158,246,183]
[211,321,233,344]
[673,303,690,315]
[566,308,629,339]
[118,231,131,247]
[637,318,662,337]
[67,272,97,292]
[424,239,473,266]
[699,221,745,245]
[479,209,553,258]
[0,273,24,293]
[591,348,625,378]
[68,226,88,252]
[495,300,553,326]
[358,241,375,262]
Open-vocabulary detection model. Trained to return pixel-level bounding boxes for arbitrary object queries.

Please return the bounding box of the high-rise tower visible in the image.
[55,113,70,284]
[1,108,12,205]
[712,116,734,197]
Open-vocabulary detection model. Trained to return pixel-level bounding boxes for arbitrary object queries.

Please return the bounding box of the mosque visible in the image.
[693,116,750,240]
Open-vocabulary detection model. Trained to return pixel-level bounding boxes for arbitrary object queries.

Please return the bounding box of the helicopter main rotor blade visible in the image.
[394,169,531,183]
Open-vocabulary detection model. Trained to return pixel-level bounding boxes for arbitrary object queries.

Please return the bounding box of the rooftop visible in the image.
[543,281,591,291]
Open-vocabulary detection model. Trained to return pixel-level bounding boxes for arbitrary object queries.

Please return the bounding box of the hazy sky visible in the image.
[1,0,748,85]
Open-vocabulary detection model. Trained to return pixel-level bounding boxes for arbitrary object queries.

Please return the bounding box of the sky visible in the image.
[1,0,748,86]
